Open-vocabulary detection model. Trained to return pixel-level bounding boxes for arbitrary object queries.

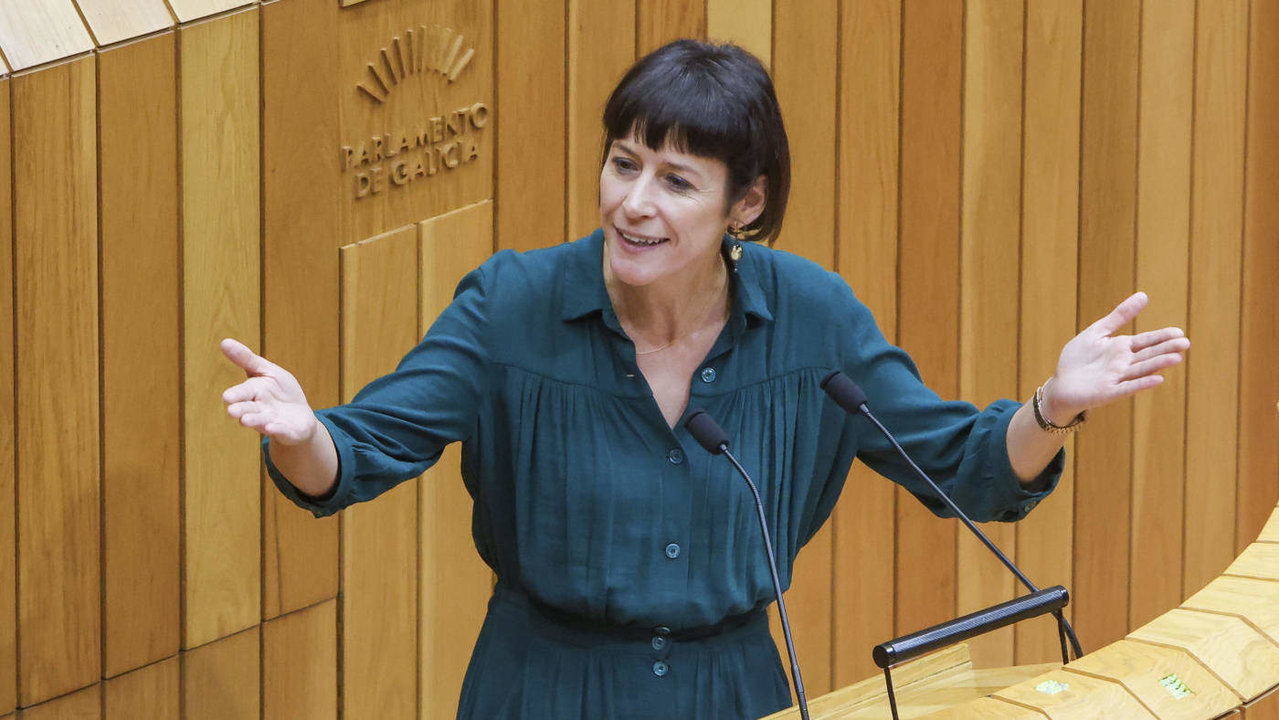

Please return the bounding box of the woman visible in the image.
[222,40,1188,719]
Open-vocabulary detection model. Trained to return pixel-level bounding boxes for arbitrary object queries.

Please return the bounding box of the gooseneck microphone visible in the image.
[684,410,810,720]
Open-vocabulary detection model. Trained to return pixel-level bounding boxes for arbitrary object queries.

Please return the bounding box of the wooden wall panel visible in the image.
[260,0,341,620]
[167,0,254,24]
[1185,0,1248,595]
[566,0,635,240]
[496,0,565,252]
[418,203,494,719]
[707,0,771,63]
[832,0,899,686]
[104,657,179,719]
[98,32,181,678]
[958,0,1022,669]
[638,0,706,55]
[13,55,100,706]
[0,74,14,718]
[180,8,262,649]
[182,628,260,720]
[263,601,337,720]
[1130,0,1193,630]
[0,0,94,71]
[1238,0,1279,550]
[72,0,173,46]
[1014,0,1081,665]
[895,0,962,636]
[340,227,420,720]
[19,684,99,720]
[1074,0,1140,649]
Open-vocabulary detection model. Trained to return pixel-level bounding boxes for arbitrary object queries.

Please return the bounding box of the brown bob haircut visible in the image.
[600,39,791,245]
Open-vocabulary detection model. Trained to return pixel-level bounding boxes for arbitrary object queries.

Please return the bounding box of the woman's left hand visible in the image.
[1041,291,1190,424]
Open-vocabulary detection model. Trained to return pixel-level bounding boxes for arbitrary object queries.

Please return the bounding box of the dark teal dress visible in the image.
[267,230,1062,719]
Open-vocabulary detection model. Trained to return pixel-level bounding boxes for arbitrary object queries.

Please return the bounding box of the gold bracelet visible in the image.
[1032,384,1086,434]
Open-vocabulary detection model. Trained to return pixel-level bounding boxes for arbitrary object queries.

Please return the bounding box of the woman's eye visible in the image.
[612,157,637,173]
[665,174,692,191]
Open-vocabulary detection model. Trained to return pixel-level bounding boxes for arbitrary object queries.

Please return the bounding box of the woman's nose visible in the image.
[621,174,657,216]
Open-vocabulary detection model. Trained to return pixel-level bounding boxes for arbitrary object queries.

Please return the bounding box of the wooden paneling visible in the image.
[566,0,635,240]
[104,657,179,719]
[98,32,181,678]
[167,0,254,24]
[707,0,771,64]
[263,601,337,720]
[418,203,494,719]
[958,0,1022,669]
[1014,0,1081,666]
[72,0,173,46]
[260,0,341,620]
[180,8,262,649]
[13,55,100,706]
[496,0,565,251]
[832,0,899,686]
[0,74,14,718]
[19,684,100,720]
[1074,0,1140,649]
[0,0,94,71]
[638,0,706,55]
[340,227,420,719]
[1238,0,1279,550]
[1185,0,1248,594]
[183,628,260,720]
[896,0,962,636]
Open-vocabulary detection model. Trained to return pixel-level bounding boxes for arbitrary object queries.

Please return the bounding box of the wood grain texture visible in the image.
[104,656,179,719]
[167,0,254,24]
[1225,543,1279,581]
[996,669,1156,719]
[418,203,494,719]
[1185,0,1248,594]
[264,600,337,720]
[896,0,962,636]
[340,227,420,720]
[1074,0,1139,651]
[261,0,341,620]
[98,32,181,678]
[13,55,100,706]
[566,0,635,240]
[180,8,262,649]
[1245,686,1279,720]
[1014,0,1081,666]
[832,0,899,686]
[19,684,100,720]
[183,627,260,720]
[707,0,771,64]
[71,0,173,46]
[1129,609,1279,702]
[1063,639,1239,720]
[957,0,1021,669]
[0,0,94,71]
[637,0,706,55]
[1183,575,1279,647]
[1238,0,1279,552]
[0,75,14,718]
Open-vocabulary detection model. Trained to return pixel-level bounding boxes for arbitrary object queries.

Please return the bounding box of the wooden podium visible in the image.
[766,438,1279,720]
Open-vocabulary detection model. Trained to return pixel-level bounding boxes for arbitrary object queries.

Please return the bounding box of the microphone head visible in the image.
[821,370,869,414]
[684,410,730,455]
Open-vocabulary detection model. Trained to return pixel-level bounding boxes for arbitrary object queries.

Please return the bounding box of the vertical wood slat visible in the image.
[180,8,262,650]
[0,73,14,717]
[98,31,181,678]
[496,0,566,252]
[263,600,337,720]
[1130,0,1193,630]
[566,0,635,240]
[832,0,900,686]
[958,0,1022,669]
[13,55,100,706]
[1074,0,1140,648]
[183,628,260,720]
[1014,0,1082,665]
[418,202,494,719]
[706,0,771,64]
[340,227,420,720]
[895,0,962,636]
[770,0,835,694]
[1238,0,1279,550]
[104,656,179,719]
[19,684,100,720]
[260,0,341,620]
[637,0,707,55]
[1184,0,1248,593]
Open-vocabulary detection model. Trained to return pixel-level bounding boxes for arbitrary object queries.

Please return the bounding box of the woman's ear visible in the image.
[730,175,768,229]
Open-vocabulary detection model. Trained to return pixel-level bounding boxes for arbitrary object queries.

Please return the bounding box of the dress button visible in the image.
[667,448,684,465]
[699,367,717,383]
[652,660,669,677]
[654,625,671,636]
[665,543,681,559]
[651,636,668,651]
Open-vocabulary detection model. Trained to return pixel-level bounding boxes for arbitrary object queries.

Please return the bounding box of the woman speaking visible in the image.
[221,40,1188,719]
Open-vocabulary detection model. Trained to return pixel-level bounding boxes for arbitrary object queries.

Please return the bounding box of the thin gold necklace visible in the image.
[631,266,729,356]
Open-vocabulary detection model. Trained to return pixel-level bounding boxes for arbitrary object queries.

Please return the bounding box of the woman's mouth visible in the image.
[618,230,668,247]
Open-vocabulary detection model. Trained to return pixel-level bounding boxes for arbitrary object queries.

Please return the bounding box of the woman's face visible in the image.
[599,135,759,290]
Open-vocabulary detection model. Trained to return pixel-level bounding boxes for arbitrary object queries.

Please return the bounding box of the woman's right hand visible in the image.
[220,338,318,445]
